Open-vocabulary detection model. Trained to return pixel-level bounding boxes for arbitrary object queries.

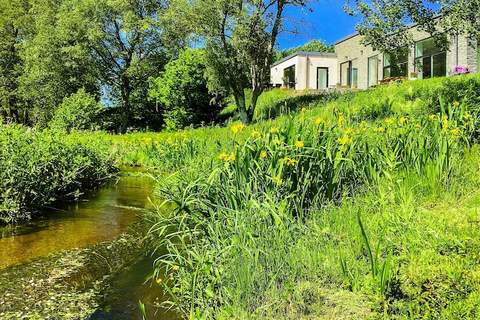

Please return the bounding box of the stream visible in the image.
[0,171,179,319]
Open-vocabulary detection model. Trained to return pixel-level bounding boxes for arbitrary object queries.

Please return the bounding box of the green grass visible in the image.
[7,74,476,318]
[121,75,480,319]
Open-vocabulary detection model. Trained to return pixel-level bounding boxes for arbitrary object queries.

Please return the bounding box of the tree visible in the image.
[275,39,334,61]
[148,49,221,130]
[346,0,480,53]
[0,0,29,123]
[63,0,180,132]
[49,88,103,132]
[19,0,99,126]
[172,0,309,124]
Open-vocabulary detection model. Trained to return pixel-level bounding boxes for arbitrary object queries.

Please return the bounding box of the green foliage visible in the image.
[275,39,334,61]
[104,74,480,319]
[170,0,309,123]
[149,49,220,130]
[0,125,115,223]
[347,0,480,52]
[49,89,103,132]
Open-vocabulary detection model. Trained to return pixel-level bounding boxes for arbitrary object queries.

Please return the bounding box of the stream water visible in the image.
[0,171,179,319]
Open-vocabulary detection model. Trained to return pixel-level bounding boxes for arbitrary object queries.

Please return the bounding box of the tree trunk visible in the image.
[234,89,251,124]
[119,75,131,133]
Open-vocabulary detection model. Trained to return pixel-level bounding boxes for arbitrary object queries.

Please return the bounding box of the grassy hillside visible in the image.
[127,74,480,319]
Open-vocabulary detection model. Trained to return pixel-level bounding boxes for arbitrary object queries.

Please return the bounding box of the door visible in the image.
[317,67,329,89]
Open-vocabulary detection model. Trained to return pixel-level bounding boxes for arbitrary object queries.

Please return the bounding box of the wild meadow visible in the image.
[121,74,480,319]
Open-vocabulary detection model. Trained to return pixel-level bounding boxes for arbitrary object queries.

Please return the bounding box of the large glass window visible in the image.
[368,55,379,87]
[415,38,446,79]
[477,38,480,71]
[383,49,408,79]
[340,61,358,88]
[317,67,329,89]
[340,62,350,87]
[283,65,296,89]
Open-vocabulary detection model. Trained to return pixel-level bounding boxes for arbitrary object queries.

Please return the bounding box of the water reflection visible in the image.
[0,172,154,269]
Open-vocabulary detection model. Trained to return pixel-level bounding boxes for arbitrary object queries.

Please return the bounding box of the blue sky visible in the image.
[277,0,360,49]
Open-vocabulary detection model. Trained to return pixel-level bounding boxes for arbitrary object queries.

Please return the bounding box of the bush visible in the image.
[49,89,103,133]
[148,49,222,130]
[0,125,115,222]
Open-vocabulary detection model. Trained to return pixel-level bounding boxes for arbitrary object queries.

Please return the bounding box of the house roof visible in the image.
[271,51,337,68]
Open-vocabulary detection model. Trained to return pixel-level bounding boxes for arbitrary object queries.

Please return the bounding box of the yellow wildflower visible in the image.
[344,127,354,135]
[384,117,395,126]
[273,138,282,145]
[231,123,246,134]
[218,152,235,162]
[294,140,305,149]
[260,150,268,159]
[270,127,280,134]
[338,135,353,146]
[251,130,261,139]
[399,116,408,125]
[429,114,439,121]
[156,278,163,285]
[374,127,385,133]
[314,117,322,125]
[450,128,461,137]
[338,114,345,127]
[442,116,449,130]
[272,175,283,185]
[453,101,460,108]
[283,157,298,167]
[172,265,180,272]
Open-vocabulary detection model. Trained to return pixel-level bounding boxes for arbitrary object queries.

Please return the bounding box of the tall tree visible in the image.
[173,0,309,124]
[64,0,178,132]
[346,0,480,52]
[0,0,29,123]
[19,0,98,126]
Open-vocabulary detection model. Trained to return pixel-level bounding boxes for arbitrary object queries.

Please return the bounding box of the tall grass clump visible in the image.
[147,78,479,318]
[0,125,115,222]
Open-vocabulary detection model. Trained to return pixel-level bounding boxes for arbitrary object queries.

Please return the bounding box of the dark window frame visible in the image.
[383,50,408,79]
[317,67,329,89]
[368,54,379,87]
[414,36,447,79]
[283,64,296,89]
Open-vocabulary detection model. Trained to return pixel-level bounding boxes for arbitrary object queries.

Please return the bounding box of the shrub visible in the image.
[0,125,115,222]
[148,49,222,130]
[49,89,103,133]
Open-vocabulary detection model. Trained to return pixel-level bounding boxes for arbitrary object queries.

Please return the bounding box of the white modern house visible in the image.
[271,25,479,90]
[270,52,338,90]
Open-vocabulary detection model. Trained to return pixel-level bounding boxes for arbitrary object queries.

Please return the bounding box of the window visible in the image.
[340,62,350,86]
[340,61,358,88]
[368,55,379,87]
[283,65,296,89]
[317,67,329,89]
[383,49,408,79]
[415,38,447,79]
[477,37,480,71]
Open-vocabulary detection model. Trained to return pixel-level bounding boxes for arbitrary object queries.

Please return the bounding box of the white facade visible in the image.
[270,52,338,90]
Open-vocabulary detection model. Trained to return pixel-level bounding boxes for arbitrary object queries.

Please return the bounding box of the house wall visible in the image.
[335,28,477,90]
[301,55,338,90]
[270,55,338,90]
[270,56,300,88]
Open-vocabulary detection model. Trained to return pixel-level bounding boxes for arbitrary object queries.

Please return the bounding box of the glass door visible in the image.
[317,68,329,89]
[368,55,379,87]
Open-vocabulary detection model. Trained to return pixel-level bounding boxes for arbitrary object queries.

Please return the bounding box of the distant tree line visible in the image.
[0,0,313,131]
[274,39,334,61]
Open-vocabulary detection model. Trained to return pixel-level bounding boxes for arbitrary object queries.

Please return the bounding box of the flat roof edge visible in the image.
[271,51,337,68]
